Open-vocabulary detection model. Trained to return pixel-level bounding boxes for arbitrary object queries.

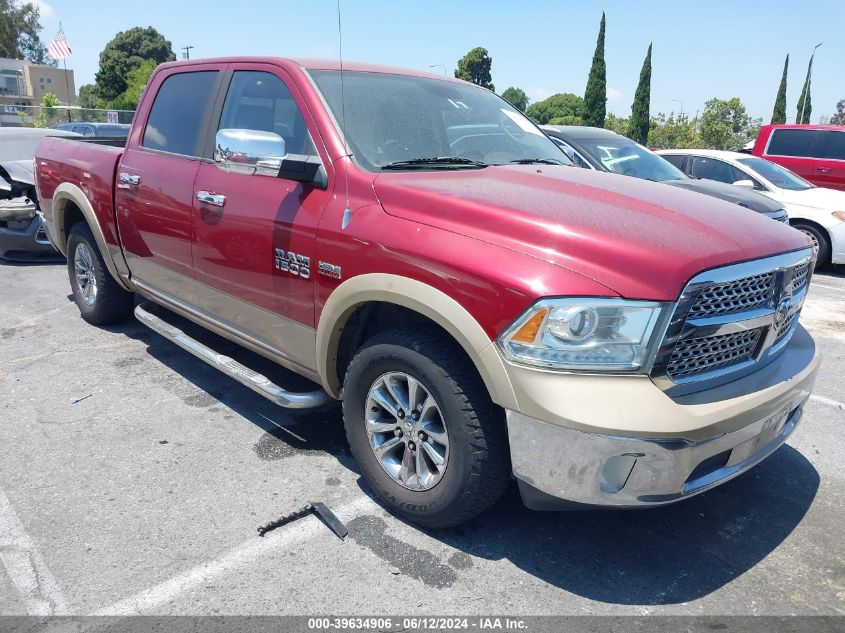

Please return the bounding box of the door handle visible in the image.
[196,191,226,207]
[117,172,140,189]
[816,167,832,174]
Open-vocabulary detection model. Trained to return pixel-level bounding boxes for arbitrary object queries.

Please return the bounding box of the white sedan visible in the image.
[658,149,845,267]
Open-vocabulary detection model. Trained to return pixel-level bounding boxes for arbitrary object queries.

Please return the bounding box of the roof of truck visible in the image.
[155,57,468,83]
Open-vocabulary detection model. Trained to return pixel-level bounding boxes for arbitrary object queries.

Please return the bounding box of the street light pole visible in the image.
[672,99,684,119]
[799,43,822,125]
[429,64,447,76]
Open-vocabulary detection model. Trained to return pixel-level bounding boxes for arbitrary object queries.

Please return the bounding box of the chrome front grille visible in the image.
[651,249,814,394]
[668,329,763,380]
[688,272,774,319]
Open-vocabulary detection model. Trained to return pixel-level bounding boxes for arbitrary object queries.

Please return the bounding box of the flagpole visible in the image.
[58,23,72,122]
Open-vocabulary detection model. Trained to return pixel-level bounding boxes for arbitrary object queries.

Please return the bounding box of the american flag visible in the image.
[47,27,72,61]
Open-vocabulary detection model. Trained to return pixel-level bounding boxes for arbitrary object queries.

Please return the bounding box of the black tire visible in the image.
[342,328,510,528]
[67,223,134,325]
[791,222,831,269]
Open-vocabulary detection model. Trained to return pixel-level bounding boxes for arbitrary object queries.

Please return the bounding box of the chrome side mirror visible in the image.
[214,129,286,177]
[733,179,755,189]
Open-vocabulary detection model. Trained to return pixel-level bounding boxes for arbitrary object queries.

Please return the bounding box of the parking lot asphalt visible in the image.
[0,261,843,616]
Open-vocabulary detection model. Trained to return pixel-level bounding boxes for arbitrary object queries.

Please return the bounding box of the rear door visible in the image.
[816,130,845,191]
[762,128,825,183]
[115,64,225,301]
[190,63,332,371]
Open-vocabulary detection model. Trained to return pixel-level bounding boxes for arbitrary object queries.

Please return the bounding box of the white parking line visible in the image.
[0,488,69,615]
[809,394,845,410]
[811,282,844,292]
[94,495,378,616]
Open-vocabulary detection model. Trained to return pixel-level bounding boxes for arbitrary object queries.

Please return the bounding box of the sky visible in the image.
[33,0,845,122]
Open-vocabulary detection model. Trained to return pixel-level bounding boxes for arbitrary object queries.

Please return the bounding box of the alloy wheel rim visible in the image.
[74,243,97,306]
[365,371,449,491]
[800,229,820,254]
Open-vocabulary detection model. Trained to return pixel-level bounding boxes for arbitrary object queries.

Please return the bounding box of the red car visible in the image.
[752,124,845,191]
[33,57,819,526]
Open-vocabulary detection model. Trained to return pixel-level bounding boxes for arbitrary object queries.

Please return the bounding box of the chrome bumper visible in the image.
[508,402,805,509]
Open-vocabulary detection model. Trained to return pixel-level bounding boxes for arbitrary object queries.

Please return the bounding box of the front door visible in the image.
[191,65,332,372]
[115,65,224,301]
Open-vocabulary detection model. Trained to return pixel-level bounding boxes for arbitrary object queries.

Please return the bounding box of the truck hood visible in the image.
[664,178,785,216]
[373,165,809,300]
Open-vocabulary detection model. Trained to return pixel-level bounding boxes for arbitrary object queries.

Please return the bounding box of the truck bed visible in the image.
[35,136,125,251]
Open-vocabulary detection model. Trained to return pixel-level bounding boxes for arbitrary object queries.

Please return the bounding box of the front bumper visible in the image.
[507,325,820,508]
[0,215,62,261]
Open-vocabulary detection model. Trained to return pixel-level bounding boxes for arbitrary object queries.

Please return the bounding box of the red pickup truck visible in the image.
[752,124,845,191]
[35,57,820,527]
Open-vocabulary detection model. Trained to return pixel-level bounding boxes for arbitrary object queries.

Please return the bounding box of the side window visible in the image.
[824,132,845,160]
[550,138,589,169]
[661,154,686,171]
[218,71,316,156]
[766,129,824,158]
[690,157,751,185]
[142,71,219,156]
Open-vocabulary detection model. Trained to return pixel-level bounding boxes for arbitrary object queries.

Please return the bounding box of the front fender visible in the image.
[316,273,518,410]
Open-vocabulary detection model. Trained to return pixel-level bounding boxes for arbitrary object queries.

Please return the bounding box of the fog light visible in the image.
[599,455,638,493]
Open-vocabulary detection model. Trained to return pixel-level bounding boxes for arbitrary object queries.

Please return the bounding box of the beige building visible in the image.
[0,57,76,126]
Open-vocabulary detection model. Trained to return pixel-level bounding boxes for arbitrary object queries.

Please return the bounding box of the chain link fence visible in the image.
[1,104,136,128]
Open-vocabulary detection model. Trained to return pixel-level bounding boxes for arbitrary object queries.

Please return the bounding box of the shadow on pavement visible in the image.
[411,444,818,605]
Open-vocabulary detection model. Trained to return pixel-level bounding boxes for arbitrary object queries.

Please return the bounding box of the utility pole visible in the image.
[182,45,194,60]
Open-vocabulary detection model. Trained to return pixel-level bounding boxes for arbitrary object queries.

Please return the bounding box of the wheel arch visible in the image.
[51,182,132,290]
[317,273,518,410]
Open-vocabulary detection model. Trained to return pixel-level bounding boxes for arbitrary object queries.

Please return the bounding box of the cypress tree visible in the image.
[627,44,652,144]
[583,12,606,128]
[796,57,813,124]
[771,54,788,124]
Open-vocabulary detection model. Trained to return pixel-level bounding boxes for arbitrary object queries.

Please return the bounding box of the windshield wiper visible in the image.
[509,158,566,165]
[381,156,488,170]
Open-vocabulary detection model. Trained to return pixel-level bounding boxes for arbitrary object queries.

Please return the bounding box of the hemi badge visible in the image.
[318,261,342,280]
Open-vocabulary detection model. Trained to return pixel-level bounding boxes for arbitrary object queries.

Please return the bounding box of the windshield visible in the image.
[736,156,814,191]
[576,137,687,181]
[309,70,571,170]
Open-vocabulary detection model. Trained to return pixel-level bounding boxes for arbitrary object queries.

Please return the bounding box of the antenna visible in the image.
[337,0,352,229]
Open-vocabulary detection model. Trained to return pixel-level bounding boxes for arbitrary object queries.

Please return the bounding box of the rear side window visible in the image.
[825,132,845,160]
[766,129,825,158]
[143,71,218,156]
[662,154,686,170]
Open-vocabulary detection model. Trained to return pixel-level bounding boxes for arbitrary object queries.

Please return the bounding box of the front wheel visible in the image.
[791,222,831,269]
[67,223,134,325]
[342,328,511,528]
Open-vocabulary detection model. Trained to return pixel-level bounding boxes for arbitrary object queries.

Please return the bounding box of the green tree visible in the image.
[700,97,759,150]
[647,113,703,149]
[627,43,652,144]
[111,58,157,109]
[582,12,606,128]
[77,84,104,109]
[0,0,54,64]
[604,113,629,136]
[771,54,788,124]
[525,93,584,124]
[500,86,529,112]
[831,98,845,125]
[454,47,494,91]
[95,26,175,101]
[796,56,813,124]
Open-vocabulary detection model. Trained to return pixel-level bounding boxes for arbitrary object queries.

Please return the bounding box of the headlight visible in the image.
[497,298,668,372]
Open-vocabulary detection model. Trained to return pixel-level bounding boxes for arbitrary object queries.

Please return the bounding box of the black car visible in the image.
[55,122,130,138]
[541,125,790,223]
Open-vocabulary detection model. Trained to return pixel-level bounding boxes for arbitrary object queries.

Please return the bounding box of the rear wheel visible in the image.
[342,328,510,528]
[67,223,134,325]
[791,222,831,269]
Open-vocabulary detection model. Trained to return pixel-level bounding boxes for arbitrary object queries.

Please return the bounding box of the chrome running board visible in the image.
[134,302,331,409]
